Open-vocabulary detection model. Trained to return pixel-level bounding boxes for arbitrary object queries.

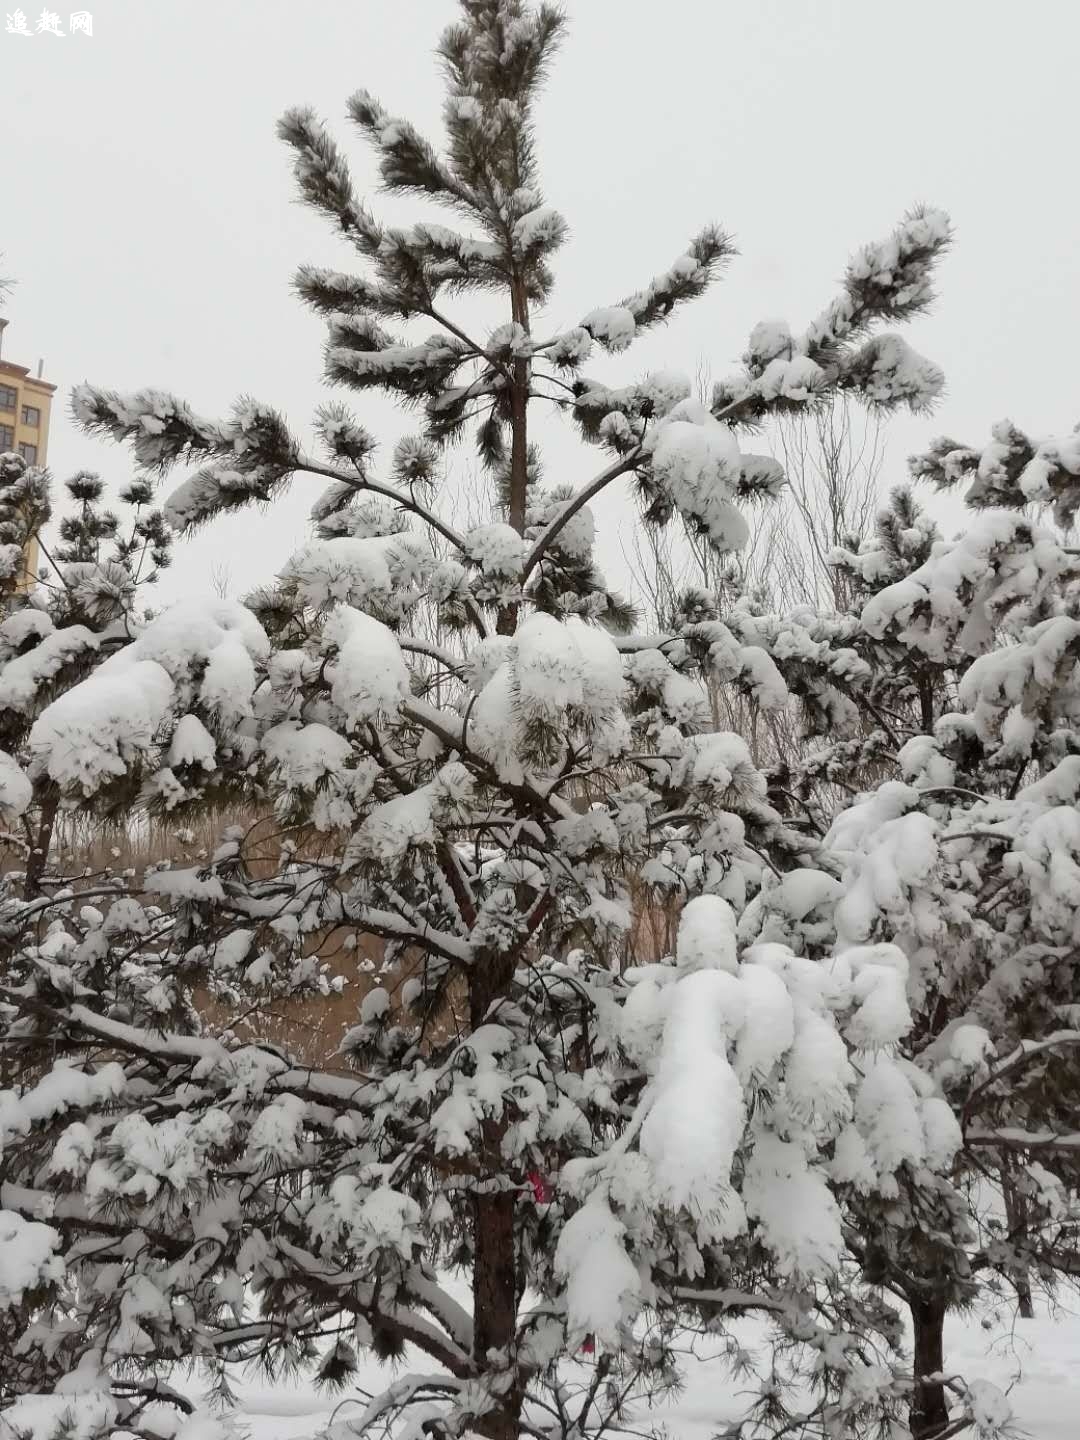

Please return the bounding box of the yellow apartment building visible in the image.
[0,318,56,586]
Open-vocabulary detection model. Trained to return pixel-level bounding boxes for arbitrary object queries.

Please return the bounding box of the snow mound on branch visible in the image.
[350,763,472,867]
[200,639,258,727]
[465,523,525,577]
[27,599,268,794]
[773,868,842,921]
[515,611,588,715]
[245,1094,307,1167]
[617,971,671,1064]
[835,809,939,946]
[734,962,796,1081]
[470,615,626,778]
[854,1055,926,1178]
[648,403,748,552]
[676,894,738,973]
[3,1062,126,1140]
[673,731,765,805]
[0,606,53,662]
[745,318,794,368]
[353,787,437,865]
[860,510,1066,660]
[825,780,919,856]
[29,659,174,794]
[283,536,396,609]
[0,543,23,581]
[0,748,32,820]
[701,624,789,709]
[169,714,217,770]
[323,606,410,726]
[262,721,352,789]
[743,1132,843,1278]
[1011,806,1080,940]
[949,1023,994,1070]
[513,204,566,252]
[464,634,513,692]
[0,625,99,713]
[921,1095,962,1169]
[625,647,708,726]
[842,334,943,412]
[0,1384,118,1440]
[1019,431,1080,503]
[515,612,626,720]
[633,933,869,1261]
[308,1176,423,1260]
[843,943,912,1049]
[546,326,593,368]
[641,968,746,1216]
[470,663,520,780]
[737,867,842,951]
[639,370,694,414]
[757,355,825,401]
[134,597,269,679]
[580,305,637,353]
[532,494,596,562]
[316,495,407,540]
[565,617,626,712]
[349,1184,424,1258]
[146,869,226,904]
[967,1378,1013,1436]
[779,1005,856,1129]
[554,1191,641,1345]
[0,1210,64,1308]
[898,733,956,788]
[48,1122,94,1180]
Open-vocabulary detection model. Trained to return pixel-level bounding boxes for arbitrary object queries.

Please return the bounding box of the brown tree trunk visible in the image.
[1002,1164,1035,1318]
[471,268,533,1437]
[910,1295,949,1437]
[468,935,523,1438]
[470,1180,521,1439]
[497,276,530,638]
[23,786,58,898]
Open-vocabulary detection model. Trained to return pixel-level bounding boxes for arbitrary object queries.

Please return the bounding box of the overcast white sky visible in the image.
[2,0,1078,604]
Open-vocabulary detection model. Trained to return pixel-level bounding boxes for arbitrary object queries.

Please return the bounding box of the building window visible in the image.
[18,442,37,464]
[0,424,14,450]
[21,405,40,428]
[0,385,17,413]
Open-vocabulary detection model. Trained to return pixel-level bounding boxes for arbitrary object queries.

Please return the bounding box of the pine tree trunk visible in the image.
[470,1180,521,1439]
[507,355,529,537]
[1002,1164,1035,1318]
[474,275,531,1435]
[23,787,58,898]
[498,276,530,637]
[468,937,523,1437]
[910,1295,949,1437]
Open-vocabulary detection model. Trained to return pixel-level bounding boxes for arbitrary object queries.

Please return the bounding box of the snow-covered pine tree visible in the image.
[736,425,1080,1434]
[0,5,968,1439]
[0,452,176,893]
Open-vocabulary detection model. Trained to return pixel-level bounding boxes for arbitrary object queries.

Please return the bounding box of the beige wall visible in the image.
[0,358,56,589]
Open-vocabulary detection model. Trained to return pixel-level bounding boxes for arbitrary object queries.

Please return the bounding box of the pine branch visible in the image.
[522,451,640,580]
[295,455,469,557]
[962,1030,1080,1135]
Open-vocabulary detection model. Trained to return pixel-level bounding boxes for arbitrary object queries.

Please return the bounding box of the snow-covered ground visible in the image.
[938,1306,1080,1439]
[222,1302,1080,1439]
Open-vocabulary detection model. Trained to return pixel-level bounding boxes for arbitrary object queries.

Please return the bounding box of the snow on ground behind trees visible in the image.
[200,1300,1080,1440]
